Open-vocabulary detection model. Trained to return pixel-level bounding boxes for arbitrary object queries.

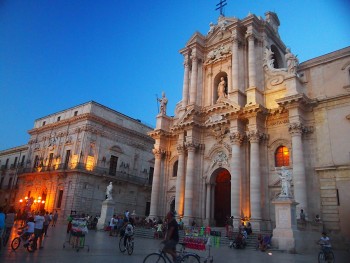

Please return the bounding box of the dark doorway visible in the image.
[170,199,175,213]
[214,169,231,227]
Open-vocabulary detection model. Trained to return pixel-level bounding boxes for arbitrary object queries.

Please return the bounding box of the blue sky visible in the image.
[0,0,349,150]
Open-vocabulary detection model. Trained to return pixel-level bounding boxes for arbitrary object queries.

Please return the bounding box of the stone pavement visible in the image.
[0,222,349,263]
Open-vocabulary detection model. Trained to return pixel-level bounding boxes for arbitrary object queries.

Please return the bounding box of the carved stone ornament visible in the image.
[152,148,165,158]
[205,44,231,65]
[246,130,263,143]
[212,151,229,167]
[205,114,223,125]
[230,132,244,145]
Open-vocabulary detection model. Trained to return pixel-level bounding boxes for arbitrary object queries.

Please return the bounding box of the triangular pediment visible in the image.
[185,31,206,47]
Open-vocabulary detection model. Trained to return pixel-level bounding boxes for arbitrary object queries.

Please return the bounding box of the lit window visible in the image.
[275,146,290,167]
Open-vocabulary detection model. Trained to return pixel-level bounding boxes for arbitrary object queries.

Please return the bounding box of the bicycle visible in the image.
[143,241,200,263]
[11,230,36,253]
[318,245,335,263]
[119,234,134,255]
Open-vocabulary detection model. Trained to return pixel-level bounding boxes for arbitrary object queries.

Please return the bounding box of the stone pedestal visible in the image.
[97,199,115,230]
[272,198,298,252]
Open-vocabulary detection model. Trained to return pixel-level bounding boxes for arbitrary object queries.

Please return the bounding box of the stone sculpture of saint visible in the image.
[277,166,292,198]
[158,92,168,115]
[217,77,227,100]
[106,182,113,200]
[285,48,299,74]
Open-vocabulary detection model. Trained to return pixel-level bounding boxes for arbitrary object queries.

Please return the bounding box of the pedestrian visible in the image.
[43,211,51,236]
[34,211,45,249]
[52,210,58,227]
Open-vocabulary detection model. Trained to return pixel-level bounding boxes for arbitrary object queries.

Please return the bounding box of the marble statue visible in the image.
[158,92,168,115]
[285,48,299,74]
[277,166,292,197]
[106,182,113,200]
[217,77,227,100]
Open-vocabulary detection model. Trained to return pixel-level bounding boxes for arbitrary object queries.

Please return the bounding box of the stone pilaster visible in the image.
[204,182,211,226]
[175,144,186,217]
[189,50,198,104]
[149,148,165,219]
[247,130,262,221]
[289,122,308,216]
[230,132,243,219]
[183,141,198,224]
[182,55,190,107]
[247,34,257,89]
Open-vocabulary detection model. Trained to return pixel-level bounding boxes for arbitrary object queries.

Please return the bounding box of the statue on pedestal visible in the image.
[106,182,113,200]
[157,92,168,115]
[276,166,292,198]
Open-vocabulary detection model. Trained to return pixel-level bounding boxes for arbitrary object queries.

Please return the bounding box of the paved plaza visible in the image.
[1,222,349,263]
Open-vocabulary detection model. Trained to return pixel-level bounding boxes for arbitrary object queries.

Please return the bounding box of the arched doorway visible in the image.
[214,169,231,226]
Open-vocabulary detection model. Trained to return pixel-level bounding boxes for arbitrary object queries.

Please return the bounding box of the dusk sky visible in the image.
[1,0,349,150]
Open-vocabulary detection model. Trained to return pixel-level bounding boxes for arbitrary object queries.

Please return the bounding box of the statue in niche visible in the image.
[276,166,292,198]
[285,48,299,74]
[217,77,227,100]
[106,182,113,200]
[157,92,168,115]
[208,22,215,34]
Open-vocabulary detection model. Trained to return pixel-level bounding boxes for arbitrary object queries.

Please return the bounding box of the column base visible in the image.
[97,199,115,230]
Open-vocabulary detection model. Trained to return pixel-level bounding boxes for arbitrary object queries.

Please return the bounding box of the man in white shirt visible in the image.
[34,211,45,249]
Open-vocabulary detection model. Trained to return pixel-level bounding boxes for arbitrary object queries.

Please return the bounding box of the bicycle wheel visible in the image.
[143,253,166,263]
[182,254,200,263]
[11,237,21,251]
[318,251,326,263]
[26,239,35,253]
[127,238,134,255]
[119,237,126,253]
[326,251,335,263]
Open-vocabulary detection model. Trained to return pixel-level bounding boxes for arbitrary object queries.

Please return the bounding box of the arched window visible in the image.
[172,160,178,177]
[275,146,290,167]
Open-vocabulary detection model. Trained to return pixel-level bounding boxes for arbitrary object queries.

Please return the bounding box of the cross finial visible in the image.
[215,0,227,16]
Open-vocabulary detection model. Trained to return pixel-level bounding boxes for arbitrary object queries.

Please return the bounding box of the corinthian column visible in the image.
[182,55,190,107]
[247,34,257,89]
[175,145,186,217]
[149,148,164,218]
[230,132,243,219]
[183,142,197,224]
[189,50,198,104]
[231,33,239,92]
[289,122,308,215]
[247,130,262,220]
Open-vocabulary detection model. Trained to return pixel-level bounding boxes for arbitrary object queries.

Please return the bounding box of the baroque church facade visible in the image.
[148,11,350,240]
[0,101,155,219]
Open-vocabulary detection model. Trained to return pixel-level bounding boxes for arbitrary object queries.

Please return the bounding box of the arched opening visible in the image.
[275,145,290,167]
[271,45,283,69]
[214,168,231,227]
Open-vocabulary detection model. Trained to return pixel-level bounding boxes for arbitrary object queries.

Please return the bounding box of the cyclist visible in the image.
[317,232,332,254]
[163,210,179,263]
[19,217,35,246]
[123,219,134,247]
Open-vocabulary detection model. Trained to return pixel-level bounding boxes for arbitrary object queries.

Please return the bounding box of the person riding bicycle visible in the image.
[123,219,134,247]
[163,210,179,263]
[19,217,35,246]
[318,232,332,254]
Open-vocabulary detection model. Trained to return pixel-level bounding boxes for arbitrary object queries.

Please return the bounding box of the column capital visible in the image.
[230,132,244,145]
[177,144,185,154]
[246,130,267,143]
[183,56,189,67]
[185,141,199,152]
[152,148,166,159]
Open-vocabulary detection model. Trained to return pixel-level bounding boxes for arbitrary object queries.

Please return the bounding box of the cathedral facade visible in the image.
[7,101,155,219]
[148,11,350,240]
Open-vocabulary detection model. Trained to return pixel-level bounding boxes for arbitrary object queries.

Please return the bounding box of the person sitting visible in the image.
[244,222,252,235]
[260,234,272,251]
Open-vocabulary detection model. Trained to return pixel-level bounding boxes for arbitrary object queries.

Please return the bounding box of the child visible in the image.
[20,217,35,246]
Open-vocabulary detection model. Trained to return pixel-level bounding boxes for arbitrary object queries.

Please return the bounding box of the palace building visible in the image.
[0,101,155,219]
[148,10,350,242]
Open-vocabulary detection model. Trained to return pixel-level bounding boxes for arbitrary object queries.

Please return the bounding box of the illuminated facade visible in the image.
[148,11,350,243]
[12,101,155,218]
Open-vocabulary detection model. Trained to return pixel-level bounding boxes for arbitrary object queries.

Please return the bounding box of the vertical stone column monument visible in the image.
[97,182,115,230]
[272,167,298,252]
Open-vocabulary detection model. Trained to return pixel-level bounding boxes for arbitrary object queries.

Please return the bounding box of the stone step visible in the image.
[134,227,273,249]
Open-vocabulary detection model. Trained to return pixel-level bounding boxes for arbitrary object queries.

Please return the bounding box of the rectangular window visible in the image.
[34,155,39,168]
[21,155,25,166]
[74,111,78,116]
[48,153,54,168]
[8,177,13,189]
[57,190,63,208]
[109,155,118,176]
[14,157,18,167]
[5,159,9,168]
[0,177,4,188]
[42,121,46,126]
[57,116,61,121]
[148,167,154,185]
[145,202,150,216]
[64,150,71,169]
